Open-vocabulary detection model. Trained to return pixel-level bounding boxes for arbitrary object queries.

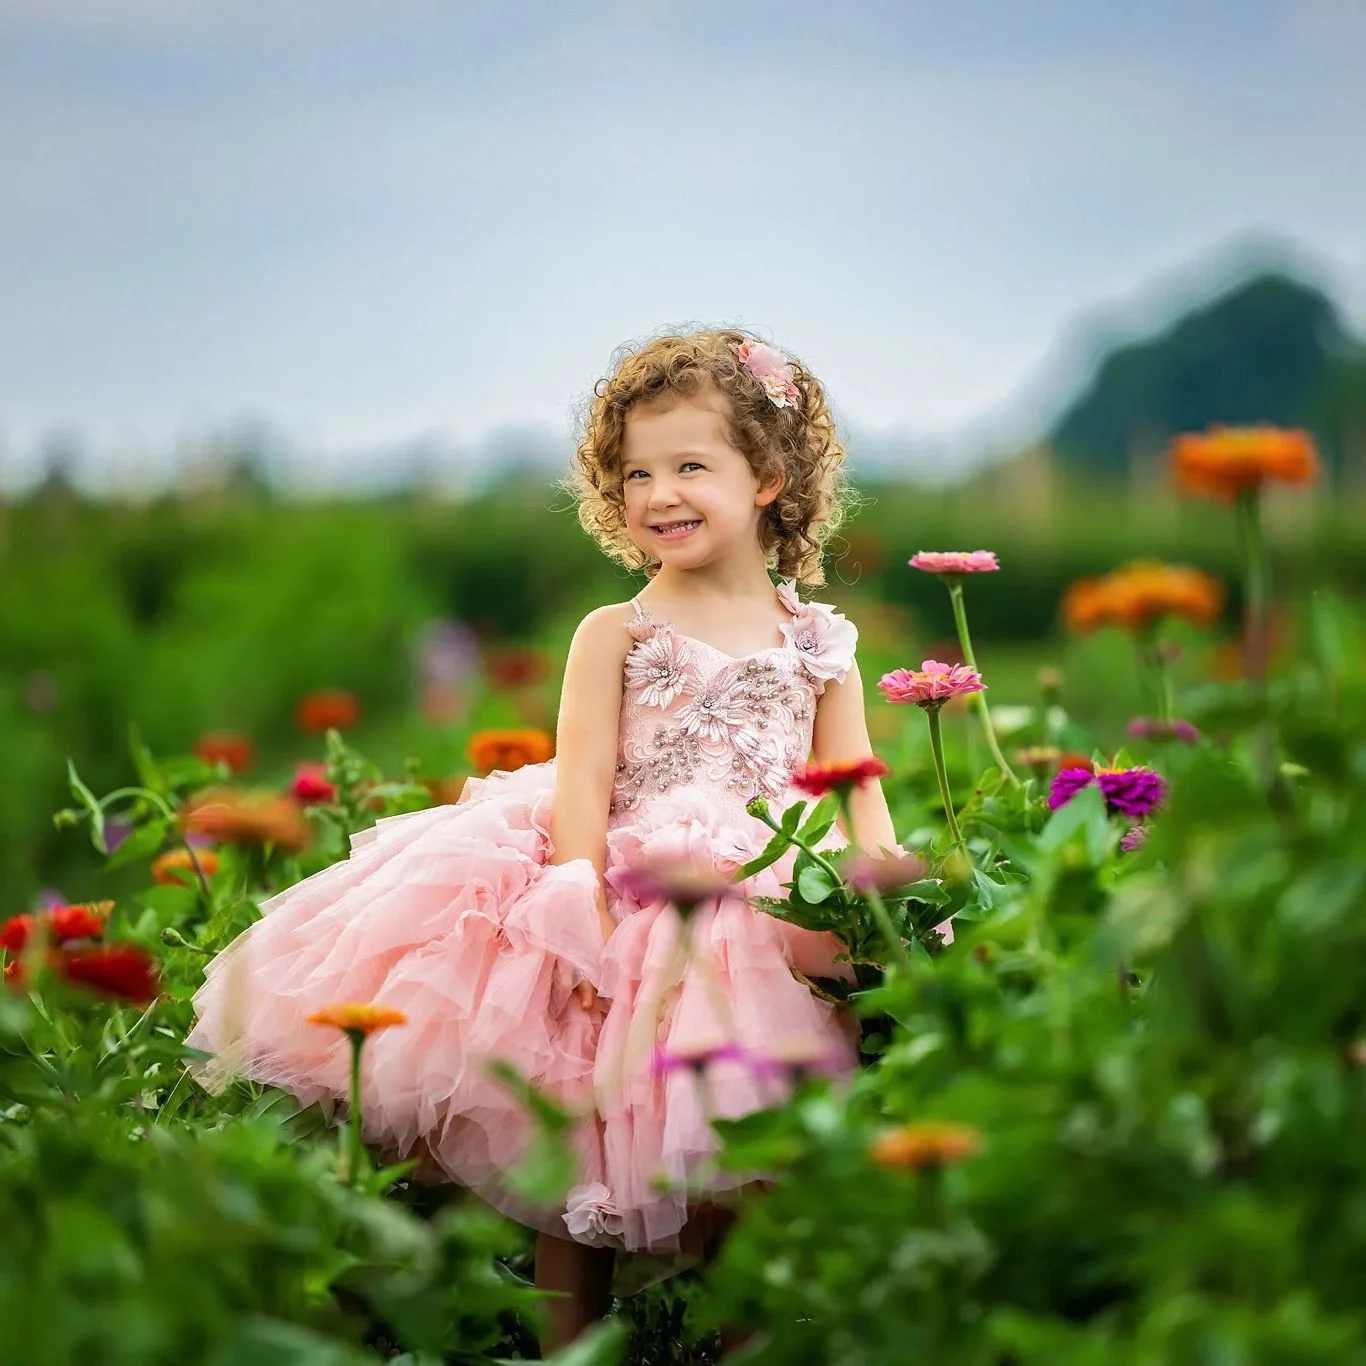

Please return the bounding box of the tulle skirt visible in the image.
[184,761,856,1253]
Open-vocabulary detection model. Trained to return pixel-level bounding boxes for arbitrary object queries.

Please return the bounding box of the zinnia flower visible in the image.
[182,788,312,852]
[869,1120,982,1170]
[151,847,221,887]
[1120,825,1150,853]
[290,762,337,805]
[842,850,929,894]
[877,661,986,707]
[466,727,555,776]
[652,1042,752,1077]
[1126,716,1201,745]
[59,944,159,1004]
[1062,563,1224,635]
[1,903,107,953]
[791,755,890,797]
[193,731,256,774]
[908,550,1000,576]
[296,689,360,734]
[1015,745,1064,775]
[307,1002,408,1036]
[1170,425,1319,500]
[487,646,546,689]
[1048,766,1167,819]
[614,856,737,919]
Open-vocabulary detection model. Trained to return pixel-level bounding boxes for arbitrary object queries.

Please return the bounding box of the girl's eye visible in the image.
[681,461,704,473]
[625,469,648,480]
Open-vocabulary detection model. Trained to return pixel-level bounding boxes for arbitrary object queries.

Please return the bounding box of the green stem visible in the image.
[1234,491,1270,689]
[947,582,1020,788]
[835,791,913,975]
[753,806,845,888]
[346,1031,366,1188]
[924,705,968,853]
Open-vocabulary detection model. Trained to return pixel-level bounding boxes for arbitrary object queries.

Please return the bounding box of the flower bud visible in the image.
[745,796,770,821]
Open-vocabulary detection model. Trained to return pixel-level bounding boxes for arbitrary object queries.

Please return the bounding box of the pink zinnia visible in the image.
[614,856,737,919]
[909,551,1000,576]
[877,661,986,708]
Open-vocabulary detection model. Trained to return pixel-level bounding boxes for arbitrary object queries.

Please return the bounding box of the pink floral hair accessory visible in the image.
[731,339,801,409]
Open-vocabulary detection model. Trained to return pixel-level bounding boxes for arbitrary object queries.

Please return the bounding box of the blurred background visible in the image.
[2,0,1364,903]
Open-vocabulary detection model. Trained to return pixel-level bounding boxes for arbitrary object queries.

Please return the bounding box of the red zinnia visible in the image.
[1,904,106,953]
[193,731,256,774]
[58,944,159,1004]
[791,756,891,797]
[290,762,337,805]
[296,689,361,734]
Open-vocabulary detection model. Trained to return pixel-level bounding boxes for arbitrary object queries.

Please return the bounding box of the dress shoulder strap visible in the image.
[625,594,657,642]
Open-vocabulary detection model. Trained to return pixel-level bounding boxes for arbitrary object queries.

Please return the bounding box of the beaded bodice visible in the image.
[609,580,858,824]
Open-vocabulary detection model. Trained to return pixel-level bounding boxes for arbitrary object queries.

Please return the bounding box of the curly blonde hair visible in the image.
[566,327,854,587]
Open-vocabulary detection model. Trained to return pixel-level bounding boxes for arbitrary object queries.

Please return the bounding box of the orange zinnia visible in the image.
[296,689,361,734]
[307,1002,408,1036]
[869,1120,982,1170]
[1170,425,1319,500]
[182,788,312,852]
[1062,562,1224,635]
[467,728,555,776]
[152,847,222,887]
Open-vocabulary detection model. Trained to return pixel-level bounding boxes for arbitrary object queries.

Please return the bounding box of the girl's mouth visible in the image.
[651,519,702,540]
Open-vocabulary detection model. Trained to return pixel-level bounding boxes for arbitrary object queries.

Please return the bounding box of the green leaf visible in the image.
[795,792,840,845]
[797,864,836,904]
[1036,782,1107,857]
[902,878,950,907]
[127,724,165,795]
[738,828,796,879]
[779,800,808,835]
[103,818,171,871]
[67,758,107,853]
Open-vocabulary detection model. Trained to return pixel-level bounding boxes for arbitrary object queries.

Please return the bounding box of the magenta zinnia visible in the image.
[1048,766,1167,819]
[1127,716,1200,745]
[909,550,1000,576]
[878,661,986,708]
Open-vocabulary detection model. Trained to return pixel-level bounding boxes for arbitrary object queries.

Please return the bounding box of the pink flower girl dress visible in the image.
[186,581,859,1253]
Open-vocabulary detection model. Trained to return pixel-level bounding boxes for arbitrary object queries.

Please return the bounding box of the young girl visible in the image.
[185,328,900,1347]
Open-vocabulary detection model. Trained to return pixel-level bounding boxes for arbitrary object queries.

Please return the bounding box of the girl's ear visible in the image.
[755,469,785,508]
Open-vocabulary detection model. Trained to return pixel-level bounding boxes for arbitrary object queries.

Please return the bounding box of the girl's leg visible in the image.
[534,1230,615,1352]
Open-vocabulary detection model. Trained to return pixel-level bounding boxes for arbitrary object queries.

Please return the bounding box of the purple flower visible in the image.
[1127,716,1201,745]
[1120,825,1150,853]
[1048,766,1167,819]
[652,1042,751,1078]
[1047,767,1096,810]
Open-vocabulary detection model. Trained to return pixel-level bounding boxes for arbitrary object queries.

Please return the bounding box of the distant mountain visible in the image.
[1049,272,1365,481]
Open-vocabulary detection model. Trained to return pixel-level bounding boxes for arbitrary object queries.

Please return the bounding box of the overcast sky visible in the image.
[2,0,1364,488]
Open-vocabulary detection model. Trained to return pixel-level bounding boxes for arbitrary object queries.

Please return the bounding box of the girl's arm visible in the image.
[550,605,633,956]
[810,656,900,854]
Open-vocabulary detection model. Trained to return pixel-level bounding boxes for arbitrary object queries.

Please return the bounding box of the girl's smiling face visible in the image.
[619,386,780,568]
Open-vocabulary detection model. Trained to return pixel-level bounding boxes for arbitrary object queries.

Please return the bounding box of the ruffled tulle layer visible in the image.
[185,761,856,1252]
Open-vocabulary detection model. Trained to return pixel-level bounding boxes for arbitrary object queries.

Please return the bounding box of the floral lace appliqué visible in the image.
[611,588,855,815]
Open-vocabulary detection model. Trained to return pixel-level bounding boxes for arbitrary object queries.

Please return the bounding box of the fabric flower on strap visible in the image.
[777,580,858,684]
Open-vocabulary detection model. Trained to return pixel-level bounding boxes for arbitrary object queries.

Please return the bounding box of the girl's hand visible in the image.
[574,981,598,1010]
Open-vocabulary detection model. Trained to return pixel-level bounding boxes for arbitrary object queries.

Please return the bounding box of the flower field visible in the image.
[4,431,1366,1363]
